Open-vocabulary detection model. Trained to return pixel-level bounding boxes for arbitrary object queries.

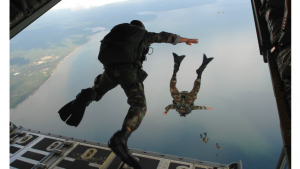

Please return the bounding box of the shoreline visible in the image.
[10,34,98,110]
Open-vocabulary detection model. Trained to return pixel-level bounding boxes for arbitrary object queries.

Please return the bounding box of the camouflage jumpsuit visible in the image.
[165,76,207,114]
[200,137,212,143]
[92,31,180,132]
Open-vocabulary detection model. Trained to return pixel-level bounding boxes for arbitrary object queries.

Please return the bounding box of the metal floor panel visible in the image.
[55,144,112,169]
[10,133,18,139]
[9,126,238,169]
[21,151,46,161]
[31,137,63,152]
[169,162,190,169]
[10,159,35,169]
[15,134,39,146]
[107,155,123,169]
[135,156,160,169]
[10,146,21,155]
[56,159,99,169]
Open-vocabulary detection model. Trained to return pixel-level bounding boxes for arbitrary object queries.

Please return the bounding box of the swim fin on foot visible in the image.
[58,100,86,127]
[201,54,214,66]
[172,53,186,66]
[196,54,214,78]
[58,88,95,127]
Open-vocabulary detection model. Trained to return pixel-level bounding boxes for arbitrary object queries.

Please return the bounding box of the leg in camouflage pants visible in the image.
[92,66,147,132]
[186,78,201,105]
[170,76,201,105]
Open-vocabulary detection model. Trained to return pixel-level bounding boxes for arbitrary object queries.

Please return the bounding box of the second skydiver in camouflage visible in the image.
[163,53,214,117]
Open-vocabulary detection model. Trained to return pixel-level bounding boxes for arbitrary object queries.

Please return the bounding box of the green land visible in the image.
[10,34,92,108]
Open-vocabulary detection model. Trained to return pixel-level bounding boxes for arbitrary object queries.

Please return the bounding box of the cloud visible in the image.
[50,0,129,11]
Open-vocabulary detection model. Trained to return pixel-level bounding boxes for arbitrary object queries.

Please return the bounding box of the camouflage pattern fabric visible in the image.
[123,82,147,132]
[144,31,180,48]
[92,66,146,132]
[200,137,212,143]
[165,76,207,113]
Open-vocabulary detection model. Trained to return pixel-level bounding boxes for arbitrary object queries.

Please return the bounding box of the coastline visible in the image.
[10,35,95,110]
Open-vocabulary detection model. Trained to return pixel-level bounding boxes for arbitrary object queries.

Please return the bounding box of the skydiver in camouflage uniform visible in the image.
[216,143,222,149]
[163,53,213,117]
[58,20,198,168]
[200,132,212,143]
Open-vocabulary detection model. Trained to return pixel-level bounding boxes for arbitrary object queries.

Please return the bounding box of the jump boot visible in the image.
[108,127,142,169]
[196,54,214,79]
[58,88,97,127]
[172,53,186,77]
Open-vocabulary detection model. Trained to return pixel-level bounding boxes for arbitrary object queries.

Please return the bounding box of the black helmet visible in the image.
[130,20,145,29]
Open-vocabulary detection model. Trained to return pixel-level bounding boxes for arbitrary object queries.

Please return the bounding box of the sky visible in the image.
[5,0,300,168]
[49,0,129,11]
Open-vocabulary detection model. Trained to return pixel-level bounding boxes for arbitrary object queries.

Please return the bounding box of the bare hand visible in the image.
[186,39,198,46]
[163,111,167,115]
[207,107,213,110]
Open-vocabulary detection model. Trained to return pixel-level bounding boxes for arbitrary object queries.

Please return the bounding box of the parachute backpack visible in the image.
[98,23,148,67]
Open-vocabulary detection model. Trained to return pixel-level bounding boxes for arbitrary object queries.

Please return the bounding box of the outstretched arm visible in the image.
[193,106,213,110]
[146,32,198,46]
[164,104,176,115]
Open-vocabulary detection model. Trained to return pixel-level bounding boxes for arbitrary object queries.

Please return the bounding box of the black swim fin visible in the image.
[201,54,214,66]
[58,100,73,122]
[196,54,214,78]
[58,100,86,127]
[58,88,95,127]
[172,53,186,66]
